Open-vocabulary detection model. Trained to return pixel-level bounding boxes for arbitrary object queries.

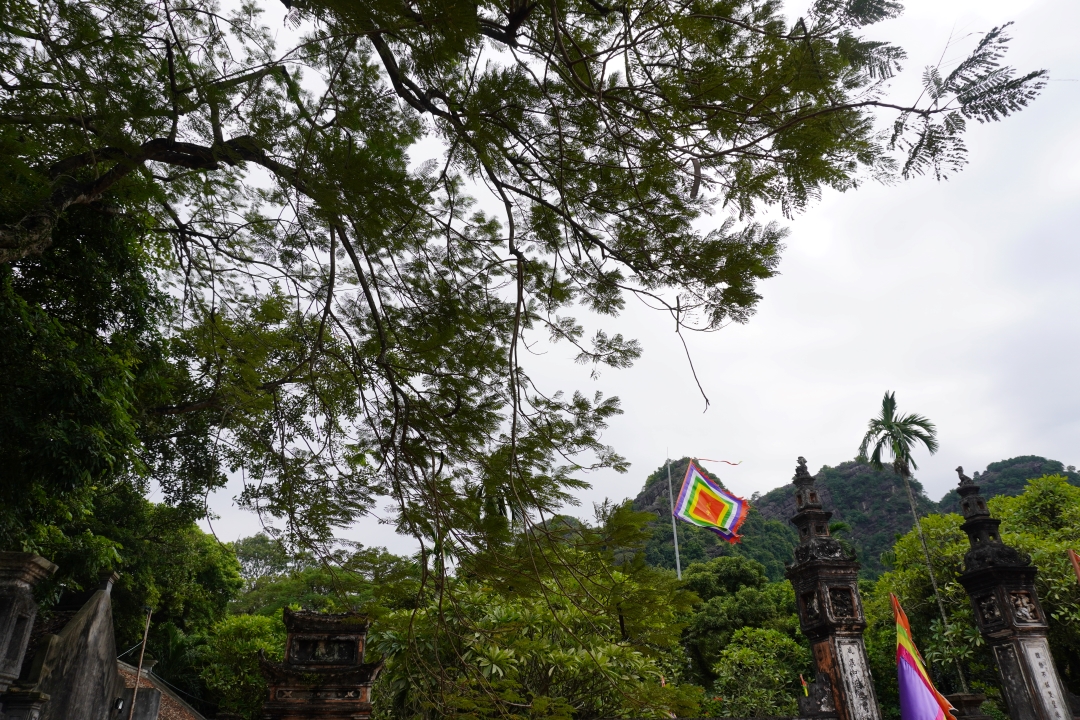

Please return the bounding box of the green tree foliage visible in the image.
[231,536,419,617]
[680,556,806,685]
[91,488,242,705]
[634,459,798,580]
[104,498,243,649]
[0,0,1046,568]
[196,613,287,720]
[138,536,419,717]
[863,513,975,718]
[219,506,706,719]
[26,482,245,710]
[0,209,144,548]
[233,533,293,587]
[856,391,971,687]
[863,475,1080,719]
[372,578,700,720]
[703,627,811,718]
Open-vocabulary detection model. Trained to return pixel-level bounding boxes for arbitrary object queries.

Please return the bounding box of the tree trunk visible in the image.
[900,470,969,692]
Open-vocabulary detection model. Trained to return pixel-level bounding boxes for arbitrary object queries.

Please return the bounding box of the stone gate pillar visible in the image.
[786,457,881,720]
[954,468,1073,720]
[0,553,57,720]
[0,553,57,693]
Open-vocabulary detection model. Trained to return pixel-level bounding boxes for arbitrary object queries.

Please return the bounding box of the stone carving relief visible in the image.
[291,636,358,664]
[977,595,1002,623]
[829,587,856,619]
[964,542,1030,571]
[276,687,370,701]
[1011,592,1039,623]
[803,592,821,622]
[794,537,849,563]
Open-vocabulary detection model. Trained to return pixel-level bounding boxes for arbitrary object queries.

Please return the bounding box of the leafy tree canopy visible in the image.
[680,555,805,684]
[0,0,1047,568]
[703,626,812,718]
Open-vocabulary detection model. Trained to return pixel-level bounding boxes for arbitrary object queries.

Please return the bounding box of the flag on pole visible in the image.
[892,594,956,720]
[673,460,749,543]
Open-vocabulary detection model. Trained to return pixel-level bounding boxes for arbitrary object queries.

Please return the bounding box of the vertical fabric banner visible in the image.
[892,594,956,720]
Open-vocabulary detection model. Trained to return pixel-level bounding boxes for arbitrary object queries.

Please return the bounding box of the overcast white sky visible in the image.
[201,0,1080,554]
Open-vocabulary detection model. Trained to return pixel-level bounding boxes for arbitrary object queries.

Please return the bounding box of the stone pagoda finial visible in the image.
[954,466,1028,569]
[790,456,839,553]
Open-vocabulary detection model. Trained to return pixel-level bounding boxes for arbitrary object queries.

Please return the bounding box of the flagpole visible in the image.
[666,454,682,580]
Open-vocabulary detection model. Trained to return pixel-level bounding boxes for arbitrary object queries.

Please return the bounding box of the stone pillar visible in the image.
[786,457,881,720]
[0,553,57,720]
[954,468,1073,720]
[0,554,57,694]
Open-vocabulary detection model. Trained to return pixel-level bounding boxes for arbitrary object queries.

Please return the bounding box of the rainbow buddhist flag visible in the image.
[892,594,956,720]
[673,461,749,543]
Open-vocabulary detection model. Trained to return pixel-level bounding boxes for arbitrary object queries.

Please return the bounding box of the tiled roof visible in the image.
[117,661,207,720]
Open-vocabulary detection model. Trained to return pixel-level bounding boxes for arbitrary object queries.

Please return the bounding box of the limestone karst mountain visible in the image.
[633,455,1079,579]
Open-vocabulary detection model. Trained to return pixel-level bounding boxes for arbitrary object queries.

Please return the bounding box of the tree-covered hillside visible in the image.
[752,460,937,577]
[937,456,1079,513]
[635,455,1079,580]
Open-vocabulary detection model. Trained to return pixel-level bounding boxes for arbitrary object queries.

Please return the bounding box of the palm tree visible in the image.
[859,391,969,692]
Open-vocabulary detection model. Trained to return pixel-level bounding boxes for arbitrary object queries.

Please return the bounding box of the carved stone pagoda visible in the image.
[786,457,880,720]
[259,608,381,720]
[954,467,1073,720]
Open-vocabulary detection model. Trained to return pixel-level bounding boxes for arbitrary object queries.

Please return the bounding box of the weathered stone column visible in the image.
[954,468,1073,720]
[786,457,881,720]
[0,554,57,694]
[0,553,57,720]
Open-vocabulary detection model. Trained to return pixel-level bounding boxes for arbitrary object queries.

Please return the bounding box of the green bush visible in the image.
[704,627,810,717]
[197,614,286,719]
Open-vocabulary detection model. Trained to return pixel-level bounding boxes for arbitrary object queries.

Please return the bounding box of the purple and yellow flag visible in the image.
[892,594,956,720]
[673,461,749,543]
